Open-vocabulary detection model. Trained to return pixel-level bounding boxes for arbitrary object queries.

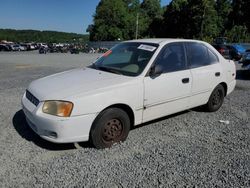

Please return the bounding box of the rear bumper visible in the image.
[22,94,97,143]
[227,80,236,96]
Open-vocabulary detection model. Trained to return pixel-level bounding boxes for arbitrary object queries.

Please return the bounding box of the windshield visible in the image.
[90,42,158,76]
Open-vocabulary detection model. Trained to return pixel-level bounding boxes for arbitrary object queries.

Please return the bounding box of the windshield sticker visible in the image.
[103,50,112,57]
[138,44,156,52]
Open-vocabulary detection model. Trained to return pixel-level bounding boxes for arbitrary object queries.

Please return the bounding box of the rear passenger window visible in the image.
[208,49,219,63]
[154,43,186,73]
[187,43,218,68]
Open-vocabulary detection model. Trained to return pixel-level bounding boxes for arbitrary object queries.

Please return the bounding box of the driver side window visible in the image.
[154,43,186,73]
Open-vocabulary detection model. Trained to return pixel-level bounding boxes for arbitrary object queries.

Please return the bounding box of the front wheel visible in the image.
[205,84,225,112]
[90,108,130,149]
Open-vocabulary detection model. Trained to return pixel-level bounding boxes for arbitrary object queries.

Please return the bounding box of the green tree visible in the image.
[141,0,162,19]
[123,0,143,39]
[141,0,162,37]
[215,0,232,35]
[161,0,219,41]
[0,29,88,43]
[225,25,249,42]
[90,0,130,41]
[162,0,190,38]
[228,0,250,32]
[198,0,219,40]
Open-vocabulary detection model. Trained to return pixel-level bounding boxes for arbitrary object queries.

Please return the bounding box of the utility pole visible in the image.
[200,0,208,39]
[135,13,139,39]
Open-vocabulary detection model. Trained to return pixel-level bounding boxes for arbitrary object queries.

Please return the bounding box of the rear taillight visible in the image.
[218,48,225,54]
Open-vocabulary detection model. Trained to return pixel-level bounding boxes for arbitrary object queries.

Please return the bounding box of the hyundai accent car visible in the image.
[22,39,236,148]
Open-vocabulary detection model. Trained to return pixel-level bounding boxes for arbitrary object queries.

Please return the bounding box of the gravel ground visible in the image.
[0,51,249,187]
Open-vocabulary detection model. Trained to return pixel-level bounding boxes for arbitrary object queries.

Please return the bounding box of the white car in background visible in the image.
[22,39,236,149]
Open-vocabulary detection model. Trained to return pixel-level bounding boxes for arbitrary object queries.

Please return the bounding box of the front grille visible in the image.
[26,90,39,106]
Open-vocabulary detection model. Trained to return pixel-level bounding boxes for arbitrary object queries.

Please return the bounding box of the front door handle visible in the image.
[215,72,221,77]
[182,78,189,84]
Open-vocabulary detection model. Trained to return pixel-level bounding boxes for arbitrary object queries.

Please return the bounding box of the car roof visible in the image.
[126,38,204,44]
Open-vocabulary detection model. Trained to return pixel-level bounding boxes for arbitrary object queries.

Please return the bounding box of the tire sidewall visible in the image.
[91,108,130,149]
[207,84,225,112]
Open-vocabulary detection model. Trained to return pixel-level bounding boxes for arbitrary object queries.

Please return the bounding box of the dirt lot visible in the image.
[0,51,249,187]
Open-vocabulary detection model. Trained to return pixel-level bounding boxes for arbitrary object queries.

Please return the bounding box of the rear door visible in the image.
[185,42,223,108]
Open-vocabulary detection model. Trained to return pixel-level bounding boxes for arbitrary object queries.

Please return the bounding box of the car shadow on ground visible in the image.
[12,110,92,150]
[236,69,250,80]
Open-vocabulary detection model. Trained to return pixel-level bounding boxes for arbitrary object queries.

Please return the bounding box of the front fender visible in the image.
[67,82,144,125]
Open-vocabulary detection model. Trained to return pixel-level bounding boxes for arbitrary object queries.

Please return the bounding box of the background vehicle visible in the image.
[213,37,227,45]
[0,44,11,51]
[13,44,26,51]
[212,44,231,59]
[70,47,79,54]
[240,49,250,70]
[226,44,245,61]
[39,46,48,54]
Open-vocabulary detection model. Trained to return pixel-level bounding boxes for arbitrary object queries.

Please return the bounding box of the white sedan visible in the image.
[22,39,236,148]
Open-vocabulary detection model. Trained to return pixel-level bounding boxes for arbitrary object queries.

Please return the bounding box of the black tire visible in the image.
[90,108,130,149]
[205,84,225,112]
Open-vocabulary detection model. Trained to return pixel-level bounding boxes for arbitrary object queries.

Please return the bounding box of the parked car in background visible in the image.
[7,44,18,51]
[39,46,48,54]
[22,39,236,149]
[70,47,79,54]
[0,44,11,51]
[232,44,246,54]
[21,43,35,51]
[20,44,27,51]
[240,44,250,51]
[226,44,245,61]
[212,44,231,59]
[13,44,26,51]
[240,49,250,71]
[213,37,227,45]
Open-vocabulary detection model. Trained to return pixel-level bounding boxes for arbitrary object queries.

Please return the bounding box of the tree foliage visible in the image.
[89,0,162,41]
[229,0,250,32]
[0,29,89,43]
[89,0,249,42]
[162,0,219,40]
[215,0,232,35]
[225,25,249,43]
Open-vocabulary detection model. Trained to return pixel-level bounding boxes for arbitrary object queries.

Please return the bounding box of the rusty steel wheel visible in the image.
[90,108,130,149]
[102,119,123,143]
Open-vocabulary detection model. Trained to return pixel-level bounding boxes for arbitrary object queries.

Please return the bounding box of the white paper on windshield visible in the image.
[138,44,156,52]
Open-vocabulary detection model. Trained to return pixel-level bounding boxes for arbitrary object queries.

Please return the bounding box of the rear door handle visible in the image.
[182,78,189,84]
[215,72,221,77]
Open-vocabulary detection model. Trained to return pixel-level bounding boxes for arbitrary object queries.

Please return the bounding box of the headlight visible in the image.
[42,101,73,117]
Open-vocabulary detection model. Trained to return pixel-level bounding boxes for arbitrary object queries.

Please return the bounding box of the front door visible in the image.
[143,43,192,122]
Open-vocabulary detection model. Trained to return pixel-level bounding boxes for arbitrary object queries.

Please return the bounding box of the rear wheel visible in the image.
[205,84,225,112]
[90,108,130,149]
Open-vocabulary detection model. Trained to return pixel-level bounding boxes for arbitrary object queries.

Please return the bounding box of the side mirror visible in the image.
[149,64,163,77]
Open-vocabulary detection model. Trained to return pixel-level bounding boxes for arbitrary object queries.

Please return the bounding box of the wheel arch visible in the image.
[91,103,135,132]
[102,103,135,128]
[219,82,228,96]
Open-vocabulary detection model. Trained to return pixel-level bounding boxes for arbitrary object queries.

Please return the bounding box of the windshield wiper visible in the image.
[97,66,123,75]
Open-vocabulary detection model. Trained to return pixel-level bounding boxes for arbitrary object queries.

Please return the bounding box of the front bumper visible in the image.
[21,93,97,143]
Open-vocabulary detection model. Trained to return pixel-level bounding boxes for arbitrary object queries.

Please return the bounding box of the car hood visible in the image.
[28,67,133,101]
